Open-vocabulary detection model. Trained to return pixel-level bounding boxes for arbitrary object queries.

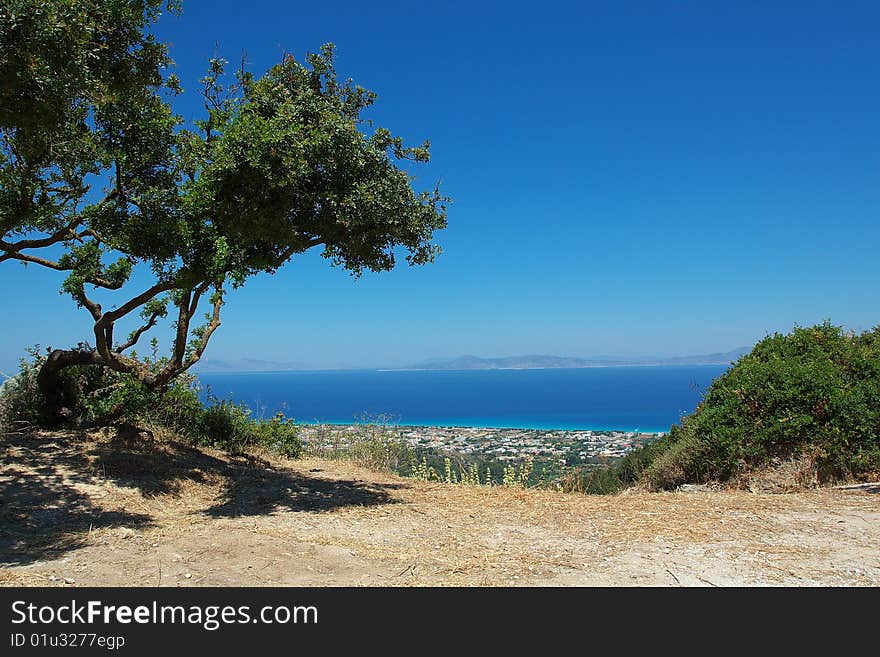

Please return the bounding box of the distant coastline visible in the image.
[379,362,733,372]
[295,419,671,433]
[195,348,749,373]
[394,349,749,371]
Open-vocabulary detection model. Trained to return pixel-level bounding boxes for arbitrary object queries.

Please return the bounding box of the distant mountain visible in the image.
[191,348,751,373]
[398,348,750,371]
[644,349,752,366]
[192,358,305,372]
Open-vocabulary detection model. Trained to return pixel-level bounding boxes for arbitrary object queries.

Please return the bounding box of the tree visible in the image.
[0,1,447,423]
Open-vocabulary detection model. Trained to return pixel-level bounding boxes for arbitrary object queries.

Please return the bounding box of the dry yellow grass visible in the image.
[2,429,878,586]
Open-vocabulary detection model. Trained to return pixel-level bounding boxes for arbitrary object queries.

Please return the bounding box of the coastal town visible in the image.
[298,422,665,466]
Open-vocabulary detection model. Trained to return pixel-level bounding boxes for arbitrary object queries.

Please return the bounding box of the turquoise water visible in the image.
[198,365,729,432]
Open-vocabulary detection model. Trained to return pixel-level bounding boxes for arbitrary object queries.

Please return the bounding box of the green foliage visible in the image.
[199,403,302,457]
[501,460,533,488]
[411,456,436,483]
[1,2,448,416]
[463,462,482,486]
[0,348,302,459]
[182,44,448,280]
[0,344,164,427]
[443,456,456,483]
[638,323,880,489]
[0,346,46,428]
[250,412,303,458]
[199,399,255,453]
[555,322,880,494]
[436,458,487,485]
[142,372,206,438]
[559,439,670,494]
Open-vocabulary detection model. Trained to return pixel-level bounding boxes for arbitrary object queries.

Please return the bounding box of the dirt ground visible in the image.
[1,429,878,587]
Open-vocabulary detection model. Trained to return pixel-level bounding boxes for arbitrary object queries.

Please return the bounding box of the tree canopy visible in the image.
[0,1,447,421]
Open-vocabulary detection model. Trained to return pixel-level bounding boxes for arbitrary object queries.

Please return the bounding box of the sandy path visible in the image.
[2,430,878,586]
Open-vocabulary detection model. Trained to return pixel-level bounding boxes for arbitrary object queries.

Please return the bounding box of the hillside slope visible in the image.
[1,430,878,586]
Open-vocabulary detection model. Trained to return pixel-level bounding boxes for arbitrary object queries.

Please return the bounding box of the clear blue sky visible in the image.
[2,0,879,371]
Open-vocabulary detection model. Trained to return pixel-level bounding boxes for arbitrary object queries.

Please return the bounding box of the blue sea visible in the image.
[197,365,729,433]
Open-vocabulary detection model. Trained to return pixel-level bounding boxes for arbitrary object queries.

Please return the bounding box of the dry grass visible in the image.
[2,429,878,587]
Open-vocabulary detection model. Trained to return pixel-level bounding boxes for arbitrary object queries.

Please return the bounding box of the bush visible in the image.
[200,399,255,452]
[199,402,303,458]
[0,347,302,460]
[140,374,206,440]
[0,349,45,429]
[250,412,303,458]
[559,437,670,494]
[0,344,182,429]
[640,322,880,489]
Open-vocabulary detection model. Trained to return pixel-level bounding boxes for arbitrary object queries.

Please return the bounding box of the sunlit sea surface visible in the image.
[197,365,728,432]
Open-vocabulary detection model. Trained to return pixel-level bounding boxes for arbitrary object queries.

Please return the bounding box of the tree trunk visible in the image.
[36,349,104,425]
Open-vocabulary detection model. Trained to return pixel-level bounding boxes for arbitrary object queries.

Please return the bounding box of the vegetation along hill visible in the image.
[582,323,880,493]
[401,348,751,371]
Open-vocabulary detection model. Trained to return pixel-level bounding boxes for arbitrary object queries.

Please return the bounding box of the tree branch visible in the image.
[188,281,211,317]
[79,288,102,322]
[274,236,323,268]
[116,311,162,352]
[98,280,177,326]
[169,287,195,368]
[0,218,82,251]
[0,250,125,290]
[182,286,224,371]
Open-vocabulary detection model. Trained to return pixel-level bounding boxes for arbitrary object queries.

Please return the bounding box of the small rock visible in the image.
[184,573,192,579]
[678,484,712,493]
[64,577,76,585]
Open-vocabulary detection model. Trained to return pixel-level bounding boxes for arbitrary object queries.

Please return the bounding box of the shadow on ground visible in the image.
[1,431,153,567]
[1,428,404,566]
[202,453,406,517]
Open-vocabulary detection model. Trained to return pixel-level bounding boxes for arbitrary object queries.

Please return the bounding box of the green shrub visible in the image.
[640,322,880,489]
[0,344,179,428]
[0,349,45,429]
[200,399,255,452]
[0,347,302,460]
[250,412,303,458]
[638,427,714,490]
[559,436,669,494]
[191,400,303,457]
[141,375,206,440]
